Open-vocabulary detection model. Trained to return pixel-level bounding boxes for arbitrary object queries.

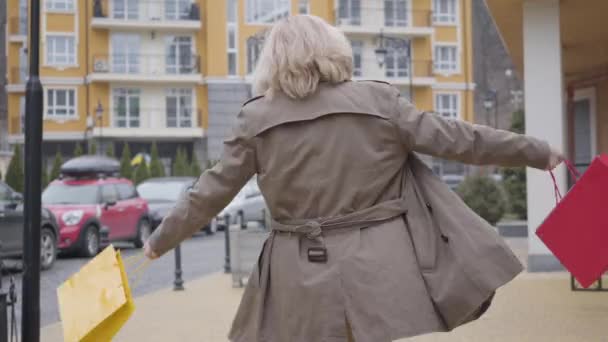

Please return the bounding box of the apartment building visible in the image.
[5,0,474,171]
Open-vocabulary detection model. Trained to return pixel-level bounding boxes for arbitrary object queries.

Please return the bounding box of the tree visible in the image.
[457,175,507,226]
[133,161,150,185]
[501,110,527,219]
[5,145,24,193]
[89,141,98,155]
[106,143,115,158]
[74,143,84,157]
[120,144,133,180]
[50,150,63,182]
[149,142,165,178]
[172,147,188,177]
[41,159,49,190]
[190,153,202,177]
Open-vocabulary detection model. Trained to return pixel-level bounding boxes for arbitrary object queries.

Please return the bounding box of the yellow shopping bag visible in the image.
[57,245,147,342]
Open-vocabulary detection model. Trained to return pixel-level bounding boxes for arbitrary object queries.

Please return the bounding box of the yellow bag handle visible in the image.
[122,252,151,289]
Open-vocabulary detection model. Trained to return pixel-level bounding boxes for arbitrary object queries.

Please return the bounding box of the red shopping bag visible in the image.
[536,155,608,288]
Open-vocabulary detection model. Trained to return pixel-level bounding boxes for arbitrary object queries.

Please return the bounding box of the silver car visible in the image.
[217,177,268,229]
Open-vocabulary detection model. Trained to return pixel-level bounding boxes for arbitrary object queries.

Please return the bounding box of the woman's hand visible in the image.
[144,241,159,260]
[546,146,565,170]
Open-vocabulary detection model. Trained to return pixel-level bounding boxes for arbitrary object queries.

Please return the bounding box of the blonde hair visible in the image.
[252,15,353,100]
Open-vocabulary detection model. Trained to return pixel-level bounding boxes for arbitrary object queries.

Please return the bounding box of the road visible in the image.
[2,231,226,329]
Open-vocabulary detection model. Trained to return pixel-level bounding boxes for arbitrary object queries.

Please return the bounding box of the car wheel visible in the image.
[133,219,151,249]
[40,227,57,270]
[80,225,99,258]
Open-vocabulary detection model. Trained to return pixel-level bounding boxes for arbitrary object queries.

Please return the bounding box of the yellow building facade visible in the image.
[6,0,474,165]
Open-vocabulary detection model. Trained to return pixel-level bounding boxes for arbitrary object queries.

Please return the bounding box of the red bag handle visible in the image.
[549,160,581,204]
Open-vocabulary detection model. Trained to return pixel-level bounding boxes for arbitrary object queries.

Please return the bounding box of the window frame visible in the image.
[433,43,459,75]
[116,183,137,200]
[100,184,119,204]
[434,92,460,120]
[44,87,78,121]
[227,0,239,76]
[337,0,361,25]
[45,33,77,68]
[432,0,458,26]
[165,88,194,128]
[298,0,310,14]
[246,0,291,25]
[46,0,76,13]
[112,87,141,128]
[350,40,363,77]
[384,0,411,28]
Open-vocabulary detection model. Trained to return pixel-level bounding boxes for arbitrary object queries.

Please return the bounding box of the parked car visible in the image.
[42,156,150,257]
[217,177,268,230]
[137,177,215,235]
[0,180,59,270]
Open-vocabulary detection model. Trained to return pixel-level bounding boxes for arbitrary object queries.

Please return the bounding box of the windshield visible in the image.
[42,184,99,205]
[137,182,188,202]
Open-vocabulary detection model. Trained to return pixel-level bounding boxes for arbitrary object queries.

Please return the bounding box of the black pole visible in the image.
[22,0,43,339]
[173,244,184,291]
[224,215,231,273]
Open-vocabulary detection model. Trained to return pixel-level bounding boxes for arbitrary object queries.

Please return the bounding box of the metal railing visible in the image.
[93,0,201,21]
[108,108,201,129]
[8,16,28,36]
[92,54,201,75]
[335,7,433,28]
[356,58,434,78]
[10,67,28,84]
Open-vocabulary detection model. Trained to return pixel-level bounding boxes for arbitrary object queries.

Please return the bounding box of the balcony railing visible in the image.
[355,59,434,78]
[92,54,200,75]
[335,7,433,28]
[10,67,29,84]
[9,16,28,36]
[93,0,200,22]
[109,108,201,129]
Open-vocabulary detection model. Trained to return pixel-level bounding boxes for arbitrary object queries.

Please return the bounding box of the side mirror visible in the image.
[11,192,23,202]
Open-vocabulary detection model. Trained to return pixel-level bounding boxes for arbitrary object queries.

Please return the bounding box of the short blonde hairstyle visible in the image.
[252,15,353,100]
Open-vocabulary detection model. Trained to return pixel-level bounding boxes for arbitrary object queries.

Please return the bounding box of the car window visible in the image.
[137,181,189,202]
[116,183,136,200]
[101,185,119,203]
[0,183,11,201]
[42,184,99,205]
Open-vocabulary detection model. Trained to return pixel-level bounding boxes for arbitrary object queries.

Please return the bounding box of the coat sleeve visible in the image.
[147,113,256,257]
[391,91,551,169]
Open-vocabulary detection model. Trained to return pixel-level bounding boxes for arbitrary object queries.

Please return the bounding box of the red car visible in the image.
[41,156,151,257]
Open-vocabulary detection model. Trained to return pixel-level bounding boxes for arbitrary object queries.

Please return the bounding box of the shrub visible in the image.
[89,141,98,155]
[74,143,83,157]
[49,150,63,182]
[457,175,507,226]
[190,153,202,177]
[120,144,133,180]
[106,143,115,158]
[149,142,165,178]
[133,162,150,185]
[501,110,527,219]
[172,147,189,177]
[5,145,24,193]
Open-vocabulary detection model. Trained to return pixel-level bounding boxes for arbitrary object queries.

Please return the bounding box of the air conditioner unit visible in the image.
[93,59,109,72]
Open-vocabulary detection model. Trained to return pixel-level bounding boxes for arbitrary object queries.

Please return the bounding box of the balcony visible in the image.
[8,16,28,42]
[91,0,201,31]
[88,54,203,84]
[91,108,204,139]
[335,7,433,37]
[352,59,436,86]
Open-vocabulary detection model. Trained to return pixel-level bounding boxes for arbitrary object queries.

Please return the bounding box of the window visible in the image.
[46,35,76,66]
[434,45,458,74]
[298,0,310,14]
[246,0,290,24]
[338,0,361,25]
[166,0,192,20]
[19,0,28,35]
[112,0,138,19]
[247,38,263,74]
[385,0,409,27]
[101,185,119,204]
[46,88,77,119]
[166,88,193,128]
[385,48,408,78]
[46,0,75,12]
[351,40,363,77]
[111,34,140,73]
[434,93,459,119]
[113,88,140,128]
[227,0,238,76]
[166,36,194,74]
[116,183,137,200]
[433,0,457,24]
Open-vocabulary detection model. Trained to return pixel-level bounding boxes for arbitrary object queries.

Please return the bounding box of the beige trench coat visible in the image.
[148,81,550,342]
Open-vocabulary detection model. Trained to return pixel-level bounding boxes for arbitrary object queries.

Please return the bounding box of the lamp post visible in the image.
[483,89,498,128]
[374,31,414,102]
[96,101,103,155]
[22,0,43,339]
[505,68,523,111]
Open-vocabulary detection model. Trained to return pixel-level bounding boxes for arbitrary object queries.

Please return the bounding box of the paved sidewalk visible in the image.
[42,271,608,342]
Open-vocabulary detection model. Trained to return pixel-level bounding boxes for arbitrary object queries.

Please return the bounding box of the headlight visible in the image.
[62,210,84,226]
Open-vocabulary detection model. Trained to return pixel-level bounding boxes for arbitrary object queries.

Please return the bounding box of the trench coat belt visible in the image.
[270,198,408,244]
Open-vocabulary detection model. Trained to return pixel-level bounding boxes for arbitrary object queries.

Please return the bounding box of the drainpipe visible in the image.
[84,0,91,153]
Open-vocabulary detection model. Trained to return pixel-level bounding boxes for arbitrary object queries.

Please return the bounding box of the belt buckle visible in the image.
[307,247,328,263]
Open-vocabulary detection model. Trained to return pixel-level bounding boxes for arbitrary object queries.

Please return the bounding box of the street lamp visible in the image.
[505,68,523,110]
[374,31,414,102]
[483,89,498,128]
[96,101,103,155]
